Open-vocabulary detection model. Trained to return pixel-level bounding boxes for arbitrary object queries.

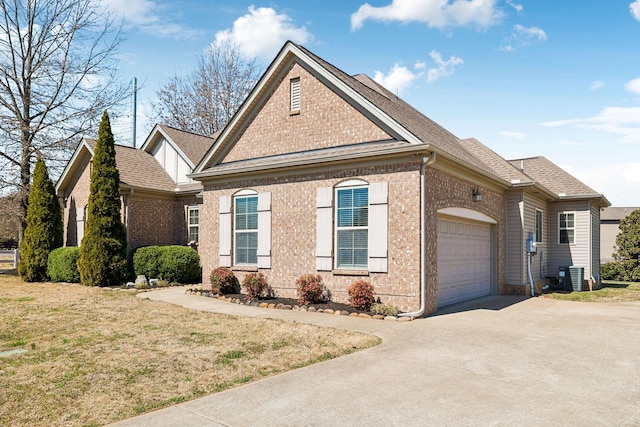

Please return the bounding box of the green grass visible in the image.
[543,281,640,302]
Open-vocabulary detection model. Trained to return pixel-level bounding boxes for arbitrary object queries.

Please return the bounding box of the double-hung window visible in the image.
[188,206,199,243]
[558,212,575,244]
[234,195,258,265]
[335,186,368,269]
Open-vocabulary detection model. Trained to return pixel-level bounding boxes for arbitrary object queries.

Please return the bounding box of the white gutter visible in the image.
[400,153,436,318]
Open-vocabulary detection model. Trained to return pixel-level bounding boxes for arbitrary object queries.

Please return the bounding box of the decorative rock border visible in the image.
[184,287,414,322]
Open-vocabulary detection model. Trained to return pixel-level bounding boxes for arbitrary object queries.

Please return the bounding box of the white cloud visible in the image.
[426,50,463,82]
[506,0,523,12]
[541,106,640,143]
[214,7,312,60]
[350,0,504,31]
[590,81,605,90]
[631,1,640,21]
[373,51,462,93]
[373,63,418,95]
[102,0,201,39]
[500,24,547,51]
[626,77,640,94]
[499,131,525,139]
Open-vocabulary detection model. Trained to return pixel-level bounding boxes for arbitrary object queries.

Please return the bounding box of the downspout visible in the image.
[400,153,436,318]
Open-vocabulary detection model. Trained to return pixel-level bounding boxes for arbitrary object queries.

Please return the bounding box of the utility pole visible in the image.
[131,77,137,148]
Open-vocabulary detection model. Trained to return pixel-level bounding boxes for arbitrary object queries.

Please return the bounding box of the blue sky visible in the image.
[104,0,640,206]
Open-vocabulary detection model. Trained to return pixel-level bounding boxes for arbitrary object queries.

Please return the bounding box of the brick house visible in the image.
[56,125,217,259]
[189,42,609,315]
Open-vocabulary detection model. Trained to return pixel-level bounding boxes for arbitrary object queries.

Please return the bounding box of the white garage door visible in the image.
[437,216,492,308]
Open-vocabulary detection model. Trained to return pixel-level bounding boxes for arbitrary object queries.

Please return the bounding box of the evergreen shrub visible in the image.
[133,245,200,283]
[47,247,81,283]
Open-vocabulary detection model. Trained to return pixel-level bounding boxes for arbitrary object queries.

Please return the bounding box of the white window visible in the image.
[316,181,388,273]
[558,212,575,244]
[234,195,258,265]
[188,206,199,243]
[290,78,300,112]
[535,209,543,243]
[335,185,369,269]
[219,192,271,269]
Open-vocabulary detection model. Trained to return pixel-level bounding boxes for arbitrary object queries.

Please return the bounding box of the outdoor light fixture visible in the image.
[472,188,483,202]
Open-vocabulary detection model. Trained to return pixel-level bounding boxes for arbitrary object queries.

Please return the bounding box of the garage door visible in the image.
[437,216,492,307]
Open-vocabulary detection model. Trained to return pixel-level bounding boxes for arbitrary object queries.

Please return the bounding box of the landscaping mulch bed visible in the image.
[185,289,411,321]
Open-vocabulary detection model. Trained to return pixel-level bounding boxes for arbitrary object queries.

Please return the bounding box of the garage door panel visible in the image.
[437,216,492,308]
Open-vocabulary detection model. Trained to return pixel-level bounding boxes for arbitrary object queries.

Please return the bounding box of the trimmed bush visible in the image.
[243,272,269,302]
[47,247,81,283]
[296,274,330,305]
[210,267,239,295]
[133,245,201,283]
[347,279,375,311]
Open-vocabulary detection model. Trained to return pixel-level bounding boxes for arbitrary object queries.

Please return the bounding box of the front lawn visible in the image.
[542,280,640,303]
[0,274,380,427]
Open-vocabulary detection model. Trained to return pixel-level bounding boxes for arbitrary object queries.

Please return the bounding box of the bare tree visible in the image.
[151,41,262,136]
[0,0,127,243]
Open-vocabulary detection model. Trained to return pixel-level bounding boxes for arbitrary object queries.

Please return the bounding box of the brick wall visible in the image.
[222,62,391,163]
[199,162,423,312]
[199,163,505,315]
[62,156,92,247]
[424,167,505,314]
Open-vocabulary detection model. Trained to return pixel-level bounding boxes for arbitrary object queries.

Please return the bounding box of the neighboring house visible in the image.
[56,125,217,258]
[600,207,640,263]
[188,41,609,315]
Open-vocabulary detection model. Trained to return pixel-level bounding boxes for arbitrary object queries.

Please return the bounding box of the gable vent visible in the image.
[290,78,301,112]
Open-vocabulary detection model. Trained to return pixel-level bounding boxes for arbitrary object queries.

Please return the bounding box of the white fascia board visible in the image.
[142,125,195,169]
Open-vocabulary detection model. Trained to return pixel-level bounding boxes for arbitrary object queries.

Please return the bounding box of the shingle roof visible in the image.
[459,138,532,184]
[157,125,218,166]
[295,44,497,178]
[508,156,600,198]
[86,139,176,193]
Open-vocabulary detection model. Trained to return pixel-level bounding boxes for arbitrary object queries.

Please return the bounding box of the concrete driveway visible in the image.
[110,290,640,426]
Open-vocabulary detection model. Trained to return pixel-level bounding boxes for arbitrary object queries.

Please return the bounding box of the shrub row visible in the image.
[209,268,391,312]
[46,245,201,285]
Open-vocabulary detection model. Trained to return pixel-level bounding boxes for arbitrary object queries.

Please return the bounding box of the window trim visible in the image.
[187,205,199,243]
[558,211,576,245]
[234,192,259,266]
[535,208,543,243]
[334,184,369,270]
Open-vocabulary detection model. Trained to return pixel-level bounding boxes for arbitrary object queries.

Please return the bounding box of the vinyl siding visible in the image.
[590,203,601,281]
[548,201,591,277]
[505,190,549,286]
[524,193,549,283]
[505,190,524,284]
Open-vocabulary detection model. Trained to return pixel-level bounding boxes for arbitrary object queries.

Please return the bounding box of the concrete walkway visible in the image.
[109,288,640,426]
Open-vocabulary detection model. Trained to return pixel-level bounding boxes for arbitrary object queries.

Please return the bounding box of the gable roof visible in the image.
[56,138,176,195]
[459,138,532,184]
[508,156,609,205]
[193,41,498,182]
[141,124,218,168]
